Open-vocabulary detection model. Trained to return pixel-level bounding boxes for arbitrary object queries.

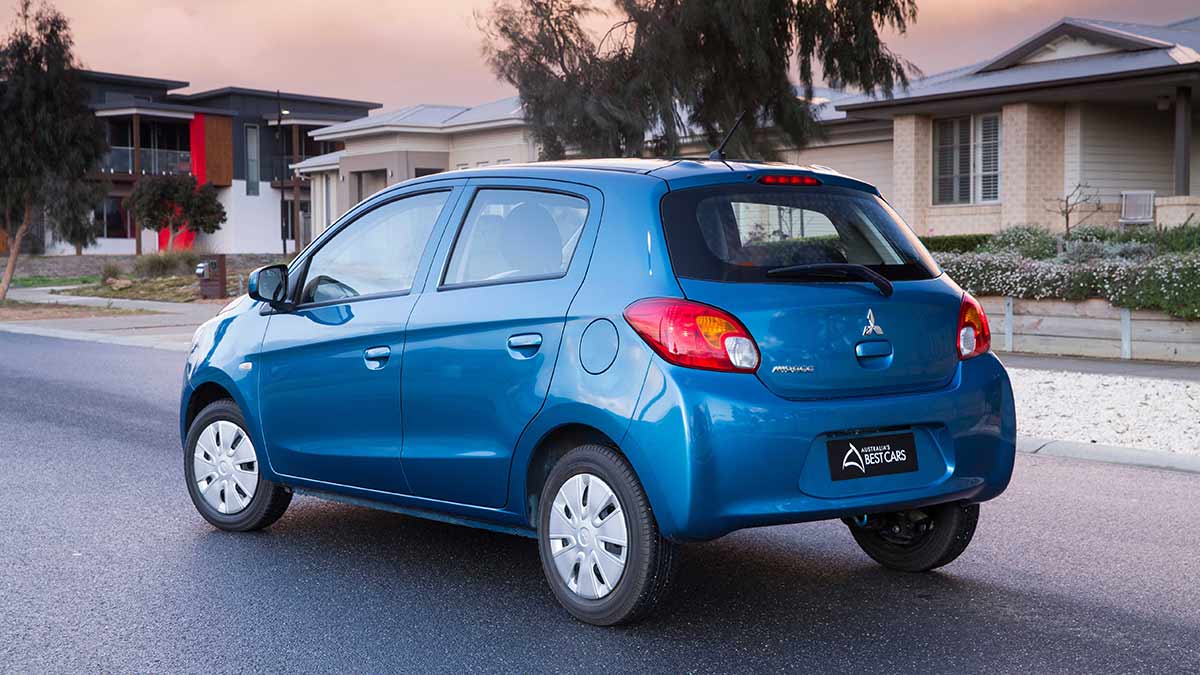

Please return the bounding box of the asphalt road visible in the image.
[2,332,1199,673]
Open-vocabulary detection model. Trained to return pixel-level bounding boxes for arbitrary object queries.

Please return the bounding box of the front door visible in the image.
[257,187,458,492]
[401,181,602,507]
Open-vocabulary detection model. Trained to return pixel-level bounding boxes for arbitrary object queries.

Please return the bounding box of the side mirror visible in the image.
[248,264,290,310]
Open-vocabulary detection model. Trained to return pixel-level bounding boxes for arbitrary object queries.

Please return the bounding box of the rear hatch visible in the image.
[661,180,961,400]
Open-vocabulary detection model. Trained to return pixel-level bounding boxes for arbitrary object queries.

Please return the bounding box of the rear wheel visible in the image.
[537,444,678,626]
[844,502,979,572]
[184,399,292,532]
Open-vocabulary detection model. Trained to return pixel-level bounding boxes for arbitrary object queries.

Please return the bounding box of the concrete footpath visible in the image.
[0,286,220,351]
[2,287,1197,475]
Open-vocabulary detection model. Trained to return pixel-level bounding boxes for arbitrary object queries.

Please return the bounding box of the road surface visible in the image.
[1,333,1197,673]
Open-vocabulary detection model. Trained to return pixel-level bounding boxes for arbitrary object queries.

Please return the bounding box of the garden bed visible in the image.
[981,296,1200,362]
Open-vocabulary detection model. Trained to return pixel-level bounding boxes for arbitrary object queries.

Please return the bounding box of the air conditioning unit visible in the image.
[1119,190,1155,226]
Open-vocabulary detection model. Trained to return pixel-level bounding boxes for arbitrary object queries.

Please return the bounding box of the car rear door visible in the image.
[256,184,462,492]
[400,178,603,508]
[660,180,962,400]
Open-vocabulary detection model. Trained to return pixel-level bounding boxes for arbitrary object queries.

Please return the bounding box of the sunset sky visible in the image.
[39,0,1200,111]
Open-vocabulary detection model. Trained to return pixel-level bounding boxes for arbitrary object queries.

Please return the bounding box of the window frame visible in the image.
[288,187,455,310]
[932,113,1001,206]
[437,186,592,292]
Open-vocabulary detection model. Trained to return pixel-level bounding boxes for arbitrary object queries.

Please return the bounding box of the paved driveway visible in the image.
[2,333,1198,672]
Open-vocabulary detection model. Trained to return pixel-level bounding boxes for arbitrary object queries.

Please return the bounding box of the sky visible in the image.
[37,0,1200,112]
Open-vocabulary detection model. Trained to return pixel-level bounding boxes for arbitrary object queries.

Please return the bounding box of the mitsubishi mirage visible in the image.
[181,158,1016,626]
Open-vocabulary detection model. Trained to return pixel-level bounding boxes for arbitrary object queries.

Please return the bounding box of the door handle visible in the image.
[363,346,391,370]
[507,334,542,349]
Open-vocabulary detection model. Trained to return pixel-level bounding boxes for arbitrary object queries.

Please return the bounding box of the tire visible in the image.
[537,444,678,626]
[845,502,979,573]
[184,399,292,532]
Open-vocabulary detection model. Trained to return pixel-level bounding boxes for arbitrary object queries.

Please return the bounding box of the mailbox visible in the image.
[195,254,228,299]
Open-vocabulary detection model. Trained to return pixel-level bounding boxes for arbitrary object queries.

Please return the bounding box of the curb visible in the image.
[1017,435,1200,475]
[0,323,191,352]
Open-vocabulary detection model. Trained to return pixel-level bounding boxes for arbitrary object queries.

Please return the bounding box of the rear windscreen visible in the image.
[661,185,940,282]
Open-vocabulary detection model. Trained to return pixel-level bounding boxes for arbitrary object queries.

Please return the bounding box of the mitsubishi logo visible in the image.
[842,443,866,473]
[862,309,884,336]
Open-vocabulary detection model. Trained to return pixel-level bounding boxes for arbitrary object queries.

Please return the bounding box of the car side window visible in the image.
[442,189,588,287]
[300,191,450,304]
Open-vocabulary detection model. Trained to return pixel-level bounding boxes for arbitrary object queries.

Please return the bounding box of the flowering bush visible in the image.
[936,252,1200,319]
[978,225,1058,260]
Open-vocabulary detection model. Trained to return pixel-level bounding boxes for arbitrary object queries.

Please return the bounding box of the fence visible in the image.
[980,296,1200,363]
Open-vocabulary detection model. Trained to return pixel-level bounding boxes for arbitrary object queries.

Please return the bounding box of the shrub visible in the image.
[1154,221,1200,254]
[936,252,1200,319]
[1066,224,1118,243]
[920,233,992,253]
[1058,239,1106,264]
[978,225,1058,260]
[99,261,124,281]
[133,250,202,278]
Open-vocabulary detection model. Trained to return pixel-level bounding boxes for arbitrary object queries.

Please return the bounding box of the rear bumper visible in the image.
[621,353,1015,541]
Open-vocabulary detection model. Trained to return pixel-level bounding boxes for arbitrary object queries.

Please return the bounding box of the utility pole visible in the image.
[276,90,287,257]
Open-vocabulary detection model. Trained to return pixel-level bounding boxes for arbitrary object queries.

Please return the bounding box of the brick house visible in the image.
[793,15,1200,235]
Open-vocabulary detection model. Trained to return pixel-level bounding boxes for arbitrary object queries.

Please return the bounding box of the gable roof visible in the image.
[837,16,1200,114]
[312,96,524,141]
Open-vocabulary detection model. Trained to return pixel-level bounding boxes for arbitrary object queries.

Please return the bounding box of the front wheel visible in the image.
[844,502,979,572]
[537,444,678,626]
[184,399,292,532]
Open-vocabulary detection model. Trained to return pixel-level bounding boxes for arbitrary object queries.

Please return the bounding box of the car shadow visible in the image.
[182,498,1200,673]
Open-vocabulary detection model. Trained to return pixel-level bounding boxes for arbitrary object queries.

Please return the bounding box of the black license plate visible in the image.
[827,432,918,481]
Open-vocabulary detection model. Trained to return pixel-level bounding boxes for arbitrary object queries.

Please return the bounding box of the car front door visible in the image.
[401,180,603,508]
[257,185,461,492]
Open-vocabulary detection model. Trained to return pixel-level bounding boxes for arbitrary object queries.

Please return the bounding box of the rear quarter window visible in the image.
[661,184,939,282]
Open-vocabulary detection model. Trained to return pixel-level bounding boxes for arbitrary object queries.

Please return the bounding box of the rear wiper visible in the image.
[765,263,894,297]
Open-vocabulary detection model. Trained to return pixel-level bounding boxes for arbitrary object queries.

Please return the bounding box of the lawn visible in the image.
[11,274,100,288]
[0,299,153,321]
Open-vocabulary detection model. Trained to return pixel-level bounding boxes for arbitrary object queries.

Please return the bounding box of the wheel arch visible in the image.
[522,423,621,527]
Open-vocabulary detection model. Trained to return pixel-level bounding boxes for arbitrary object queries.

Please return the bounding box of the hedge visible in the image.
[919,233,992,253]
[936,252,1200,320]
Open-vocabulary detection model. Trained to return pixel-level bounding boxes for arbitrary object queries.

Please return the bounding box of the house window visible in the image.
[933,114,1000,205]
[94,196,131,238]
[246,125,260,196]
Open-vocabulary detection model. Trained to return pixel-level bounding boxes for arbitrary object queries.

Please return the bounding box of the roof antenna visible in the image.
[708,111,747,161]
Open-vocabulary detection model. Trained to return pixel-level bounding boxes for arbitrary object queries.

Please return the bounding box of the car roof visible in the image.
[399,157,879,194]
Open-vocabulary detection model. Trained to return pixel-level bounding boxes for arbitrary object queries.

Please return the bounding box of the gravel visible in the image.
[1010,367,1200,455]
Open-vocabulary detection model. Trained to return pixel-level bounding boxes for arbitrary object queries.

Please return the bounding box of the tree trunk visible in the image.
[0,204,32,302]
[75,242,83,256]
[167,229,175,252]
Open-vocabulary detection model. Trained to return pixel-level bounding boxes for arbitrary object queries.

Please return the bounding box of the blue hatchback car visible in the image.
[181,158,1015,625]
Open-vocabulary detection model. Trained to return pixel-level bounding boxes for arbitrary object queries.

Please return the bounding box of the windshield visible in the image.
[661,184,939,282]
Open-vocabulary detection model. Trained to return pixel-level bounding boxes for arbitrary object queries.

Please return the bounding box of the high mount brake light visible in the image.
[957,293,991,360]
[623,298,760,373]
[758,174,821,186]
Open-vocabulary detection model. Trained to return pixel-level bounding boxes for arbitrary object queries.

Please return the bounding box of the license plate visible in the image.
[827,432,918,481]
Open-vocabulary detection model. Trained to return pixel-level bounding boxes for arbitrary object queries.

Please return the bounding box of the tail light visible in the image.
[957,293,991,360]
[623,298,760,372]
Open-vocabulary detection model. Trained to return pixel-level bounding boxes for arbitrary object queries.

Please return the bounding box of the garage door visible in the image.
[790,141,894,200]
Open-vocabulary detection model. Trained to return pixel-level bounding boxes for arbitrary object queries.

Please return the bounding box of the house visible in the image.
[292,96,534,236]
[38,70,380,255]
[822,15,1200,235]
[297,14,1199,238]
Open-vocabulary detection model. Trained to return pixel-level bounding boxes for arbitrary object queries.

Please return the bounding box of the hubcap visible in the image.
[547,473,628,600]
[193,420,259,515]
